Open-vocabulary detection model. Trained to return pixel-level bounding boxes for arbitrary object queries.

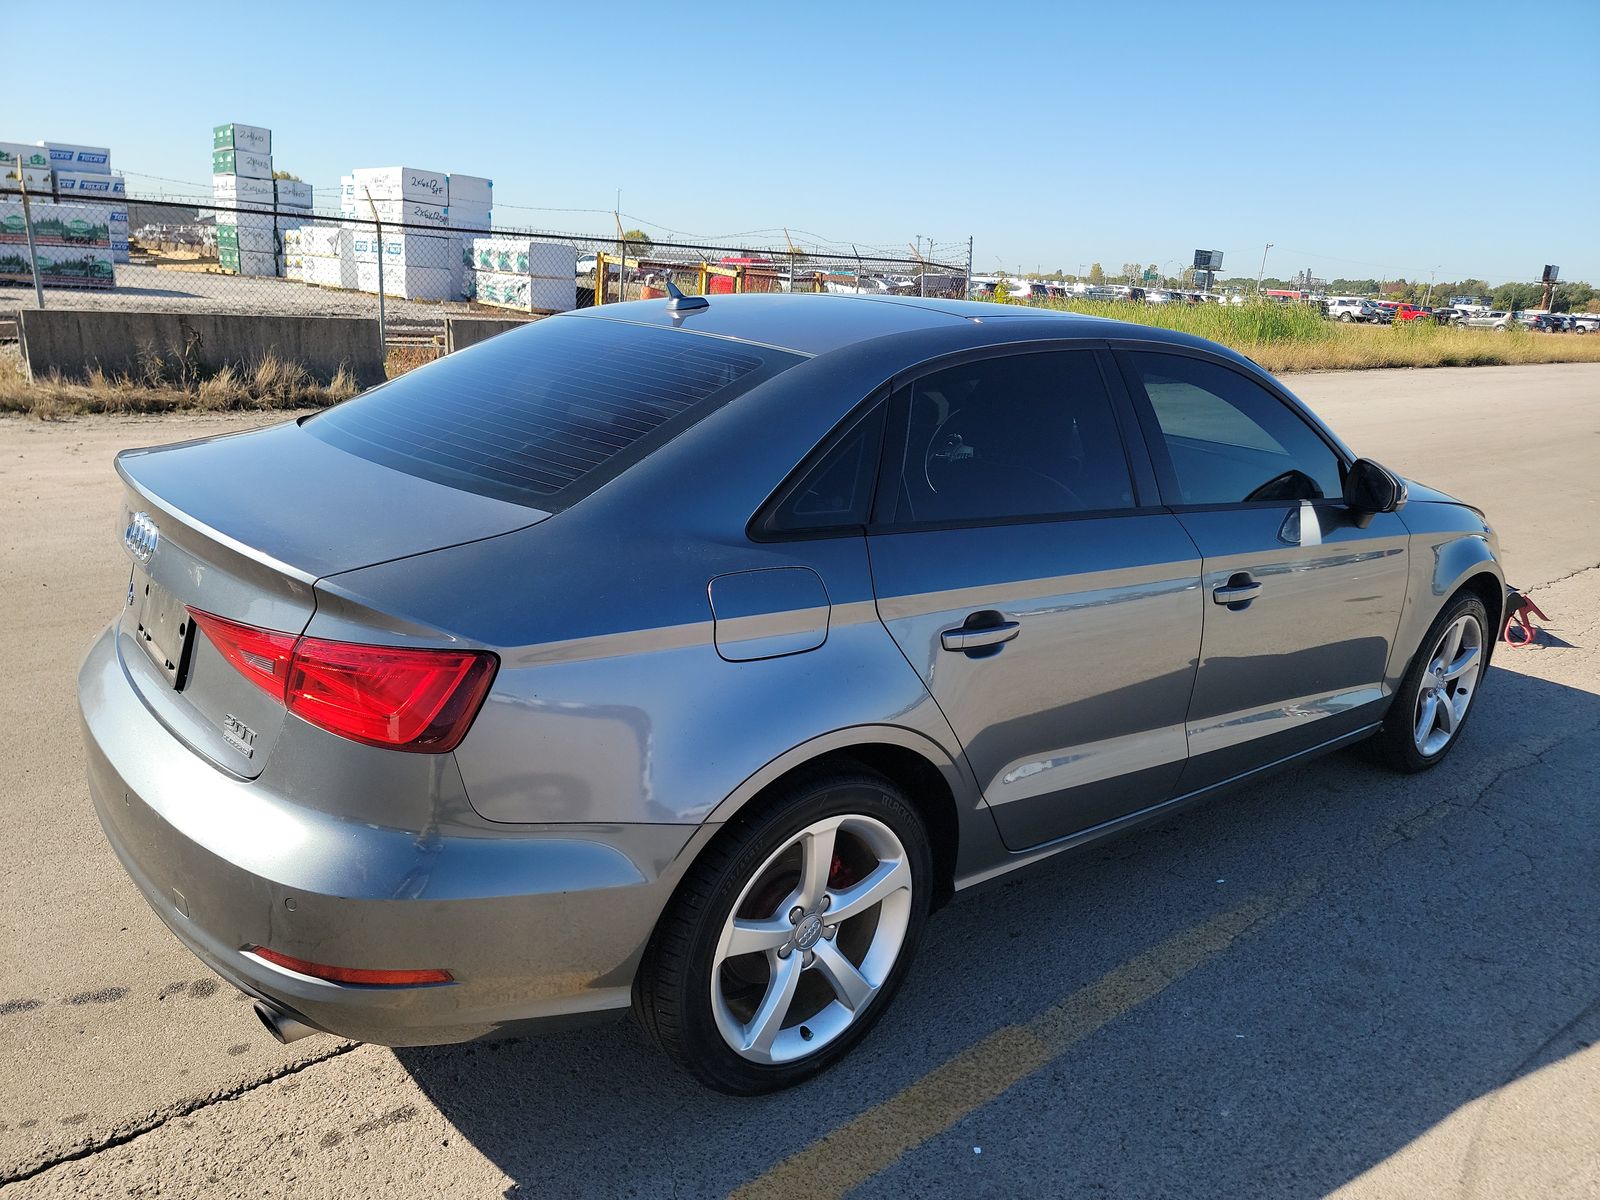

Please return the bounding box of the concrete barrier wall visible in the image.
[444,316,537,354]
[18,310,386,387]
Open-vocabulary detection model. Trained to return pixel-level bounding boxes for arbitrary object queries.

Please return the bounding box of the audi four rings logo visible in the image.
[124,511,159,562]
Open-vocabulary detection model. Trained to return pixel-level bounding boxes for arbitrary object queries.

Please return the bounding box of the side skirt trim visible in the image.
[954,722,1383,892]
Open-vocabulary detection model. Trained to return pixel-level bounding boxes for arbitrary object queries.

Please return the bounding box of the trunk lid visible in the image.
[114,419,546,778]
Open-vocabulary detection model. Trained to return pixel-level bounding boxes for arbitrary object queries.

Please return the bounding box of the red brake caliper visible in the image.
[829,852,858,889]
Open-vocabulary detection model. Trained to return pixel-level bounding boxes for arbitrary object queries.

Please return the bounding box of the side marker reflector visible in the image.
[250,946,452,986]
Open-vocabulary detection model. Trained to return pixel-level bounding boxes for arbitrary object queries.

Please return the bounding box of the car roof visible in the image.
[564,292,1164,357]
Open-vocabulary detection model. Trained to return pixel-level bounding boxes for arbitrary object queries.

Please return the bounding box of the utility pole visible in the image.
[614,192,624,305]
[1423,265,1441,308]
[363,188,385,346]
[1255,242,1273,295]
[964,235,973,298]
[15,161,44,308]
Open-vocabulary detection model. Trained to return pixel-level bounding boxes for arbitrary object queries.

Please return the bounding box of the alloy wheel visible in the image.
[1413,613,1483,756]
[710,814,912,1064]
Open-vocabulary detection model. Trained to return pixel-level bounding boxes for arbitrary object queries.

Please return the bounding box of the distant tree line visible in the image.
[1217,275,1596,312]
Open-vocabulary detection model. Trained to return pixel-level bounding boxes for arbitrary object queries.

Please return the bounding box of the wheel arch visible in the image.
[699,726,978,910]
[1387,530,1505,689]
[1459,570,1506,639]
[1432,535,1505,638]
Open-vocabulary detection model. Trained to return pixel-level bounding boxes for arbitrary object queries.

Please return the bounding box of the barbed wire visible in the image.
[1,194,968,346]
[110,170,966,270]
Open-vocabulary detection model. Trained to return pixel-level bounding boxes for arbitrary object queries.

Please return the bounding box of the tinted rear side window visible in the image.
[308,318,801,508]
[763,401,887,535]
[887,350,1136,524]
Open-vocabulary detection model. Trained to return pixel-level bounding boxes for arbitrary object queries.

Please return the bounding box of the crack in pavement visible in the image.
[0,1042,360,1187]
[1529,560,1600,590]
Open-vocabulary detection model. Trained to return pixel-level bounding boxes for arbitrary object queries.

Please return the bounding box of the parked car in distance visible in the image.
[1459,310,1513,330]
[911,272,965,299]
[823,274,892,295]
[1568,314,1597,334]
[1393,303,1434,323]
[82,295,1505,1094]
[1326,297,1381,323]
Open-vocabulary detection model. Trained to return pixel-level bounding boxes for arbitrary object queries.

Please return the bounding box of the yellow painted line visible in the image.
[734,741,1497,1200]
[732,895,1285,1200]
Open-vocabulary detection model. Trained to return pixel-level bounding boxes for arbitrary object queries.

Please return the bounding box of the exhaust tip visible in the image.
[254,1000,321,1045]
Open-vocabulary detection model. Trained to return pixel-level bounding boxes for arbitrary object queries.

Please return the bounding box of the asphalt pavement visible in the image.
[1,363,1596,1198]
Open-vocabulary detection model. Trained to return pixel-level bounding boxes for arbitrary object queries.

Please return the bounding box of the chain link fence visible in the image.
[2,193,969,351]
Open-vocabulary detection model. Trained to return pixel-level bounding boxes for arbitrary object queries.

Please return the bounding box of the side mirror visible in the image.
[1344,458,1407,526]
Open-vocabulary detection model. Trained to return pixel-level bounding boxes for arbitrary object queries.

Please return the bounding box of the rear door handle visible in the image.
[941,620,1020,652]
[1212,574,1262,607]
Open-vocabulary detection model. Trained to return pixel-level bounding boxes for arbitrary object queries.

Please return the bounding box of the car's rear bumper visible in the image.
[78,624,704,1046]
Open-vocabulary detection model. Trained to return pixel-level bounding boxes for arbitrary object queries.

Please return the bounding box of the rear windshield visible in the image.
[307,316,801,508]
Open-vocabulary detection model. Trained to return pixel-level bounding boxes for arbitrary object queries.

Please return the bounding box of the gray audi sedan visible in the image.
[80,294,1503,1094]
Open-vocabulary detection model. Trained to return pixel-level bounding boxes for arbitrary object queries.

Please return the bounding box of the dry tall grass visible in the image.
[1042,299,1600,372]
[1251,322,1600,373]
[4,304,1597,420]
[385,344,444,376]
[0,349,360,418]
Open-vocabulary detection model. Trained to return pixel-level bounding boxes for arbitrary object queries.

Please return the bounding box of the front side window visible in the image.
[1129,352,1344,505]
[886,351,1135,524]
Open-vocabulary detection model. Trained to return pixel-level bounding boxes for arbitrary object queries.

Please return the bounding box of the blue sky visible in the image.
[6,1,1595,283]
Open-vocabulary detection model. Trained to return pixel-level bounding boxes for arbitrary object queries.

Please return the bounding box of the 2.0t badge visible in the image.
[222,714,257,758]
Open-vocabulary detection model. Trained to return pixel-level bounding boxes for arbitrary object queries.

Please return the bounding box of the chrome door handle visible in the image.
[941,620,1020,652]
[1212,575,1262,607]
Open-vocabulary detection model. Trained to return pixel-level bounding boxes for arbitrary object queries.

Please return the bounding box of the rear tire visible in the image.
[635,768,931,1094]
[1365,593,1489,773]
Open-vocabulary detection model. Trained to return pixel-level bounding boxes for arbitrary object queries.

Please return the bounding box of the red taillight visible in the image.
[187,608,497,753]
[250,946,452,986]
[287,636,496,752]
[186,609,296,701]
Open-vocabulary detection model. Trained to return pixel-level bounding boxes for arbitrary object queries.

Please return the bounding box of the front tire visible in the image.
[1366,593,1489,773]
[635,768,931,1094]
